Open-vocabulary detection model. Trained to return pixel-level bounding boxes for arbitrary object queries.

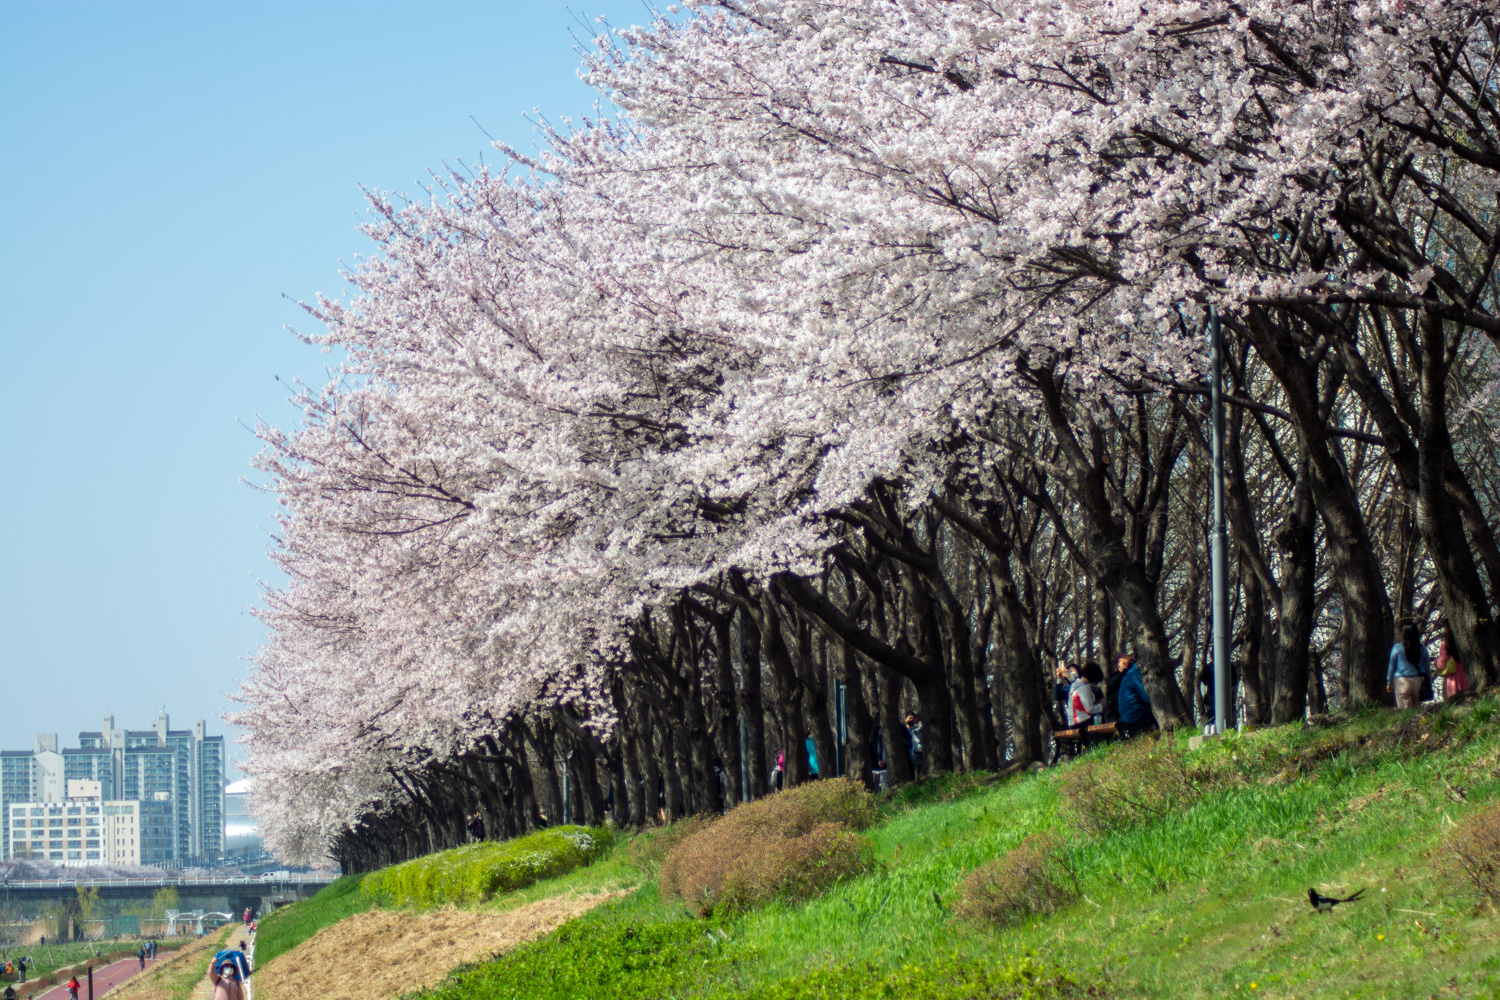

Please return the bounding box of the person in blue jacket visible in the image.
[1387,623,1430,709]
[805,730,820,780]
[1117,654,1157,735]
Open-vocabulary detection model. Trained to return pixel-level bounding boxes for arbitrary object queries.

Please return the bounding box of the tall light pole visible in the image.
[1209,306,1232,734]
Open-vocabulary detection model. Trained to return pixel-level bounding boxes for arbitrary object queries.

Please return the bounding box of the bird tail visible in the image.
[1341,888,1365,903]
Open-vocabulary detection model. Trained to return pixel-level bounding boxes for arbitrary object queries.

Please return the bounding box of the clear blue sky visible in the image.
[0,1,648,772]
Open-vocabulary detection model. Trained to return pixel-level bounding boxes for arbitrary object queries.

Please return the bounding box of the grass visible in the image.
[362,825,613,908]
[254,875,374,968]
[404,696,1500,999]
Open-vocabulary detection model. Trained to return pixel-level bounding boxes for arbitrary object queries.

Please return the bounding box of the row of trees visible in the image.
[237,1,1500,872]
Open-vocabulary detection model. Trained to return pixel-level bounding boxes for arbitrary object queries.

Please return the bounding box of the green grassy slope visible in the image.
[412,698,1500,1000]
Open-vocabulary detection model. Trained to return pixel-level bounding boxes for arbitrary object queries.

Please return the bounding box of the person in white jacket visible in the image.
[1069,663,1104,726]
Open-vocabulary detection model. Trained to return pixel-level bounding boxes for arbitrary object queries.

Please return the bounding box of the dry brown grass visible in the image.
[624,814,713,875]
[1448,808,1500,908]
[954,832,1077,926]
[251,891,621,1000]
[104,927,232,1000]
[1056,736,1198,835]
[659,778,875,917]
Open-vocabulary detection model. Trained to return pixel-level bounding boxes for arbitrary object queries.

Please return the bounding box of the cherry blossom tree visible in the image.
[237,0,1500,868]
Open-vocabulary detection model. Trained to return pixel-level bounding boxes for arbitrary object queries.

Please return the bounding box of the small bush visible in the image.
[624,814,713,875]
[955,832,1077,926]
[1057,737,1197,835]
[1448,808,1500,907]
[660,778,876,916]
[361,825,613,908]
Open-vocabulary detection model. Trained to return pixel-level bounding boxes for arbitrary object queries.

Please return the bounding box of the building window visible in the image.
[48,851,61,859]
[67,850,80,859]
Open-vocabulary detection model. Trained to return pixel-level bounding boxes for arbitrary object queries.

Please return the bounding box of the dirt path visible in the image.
[253,891,623,1000]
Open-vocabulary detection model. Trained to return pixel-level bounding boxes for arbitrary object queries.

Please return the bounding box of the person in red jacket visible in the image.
[66,976,80,1000]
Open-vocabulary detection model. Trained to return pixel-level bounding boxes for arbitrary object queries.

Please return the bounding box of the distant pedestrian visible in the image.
[1104,656,1129,723]
[467,811,485,841]
[769,749,785,791]
[1436,621,1472,700]
[1387,623,1431,709]
[4,982,16,1000]
[1051,665,1072,729]
[1116,654,1157,735]
[16,956,25,982]
[138,946,146,969]
[805,731,820,780]
[903,713,925,775]
[66,975,80,1000]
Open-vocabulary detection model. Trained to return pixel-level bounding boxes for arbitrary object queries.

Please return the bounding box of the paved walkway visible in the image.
[23,956,159,1000]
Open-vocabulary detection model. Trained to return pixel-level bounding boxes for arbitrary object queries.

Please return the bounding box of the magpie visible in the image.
[1307,887,1365,912]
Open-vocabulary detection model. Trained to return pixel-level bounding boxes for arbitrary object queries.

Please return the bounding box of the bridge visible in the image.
[0,873,336,914]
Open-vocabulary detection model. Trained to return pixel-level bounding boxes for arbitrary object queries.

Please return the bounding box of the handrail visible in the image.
[1,874,335,888]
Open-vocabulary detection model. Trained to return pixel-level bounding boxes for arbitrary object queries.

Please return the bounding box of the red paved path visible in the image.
[21,956,161,1000]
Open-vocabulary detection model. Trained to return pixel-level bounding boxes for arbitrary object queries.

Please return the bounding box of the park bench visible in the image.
[1049,721,1123,764]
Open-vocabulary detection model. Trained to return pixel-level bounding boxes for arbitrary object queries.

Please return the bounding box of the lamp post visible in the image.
[1209,306,1232,735]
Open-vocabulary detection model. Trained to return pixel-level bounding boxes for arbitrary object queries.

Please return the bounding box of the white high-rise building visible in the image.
[2,713,226,865]
[6,778,145,867]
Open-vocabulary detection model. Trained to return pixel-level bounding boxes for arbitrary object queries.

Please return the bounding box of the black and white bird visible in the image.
[1307,887,1365,913]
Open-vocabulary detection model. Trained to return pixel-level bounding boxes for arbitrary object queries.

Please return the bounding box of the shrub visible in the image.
[660,778,877,916]
[1447,808,1500,907]
[954,833,1077,926]
[1056,737,1197,835]
[624,814,713,875]
[361,825,613,908]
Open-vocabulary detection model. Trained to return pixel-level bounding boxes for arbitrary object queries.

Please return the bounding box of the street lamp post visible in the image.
[1209,306,1232,735]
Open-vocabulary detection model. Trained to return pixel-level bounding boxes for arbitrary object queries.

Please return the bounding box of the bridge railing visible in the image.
[1,874,335,889]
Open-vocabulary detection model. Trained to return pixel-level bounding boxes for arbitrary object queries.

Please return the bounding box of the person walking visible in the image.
[1387,623,1431,709]
[1436,621,1472,700]
[804,731,820,780]
[66,975,80,1000]
[208,958,244,1000]
[138,945,146,970]
[16,956,25,982]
